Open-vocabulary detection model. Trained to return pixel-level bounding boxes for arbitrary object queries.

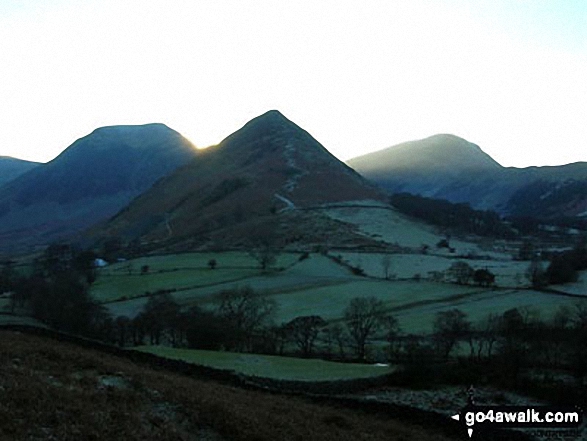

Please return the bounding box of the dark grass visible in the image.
[0,330,458,441]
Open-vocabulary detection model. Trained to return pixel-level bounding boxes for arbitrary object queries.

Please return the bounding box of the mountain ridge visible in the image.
[0,156,40,187]
[348,134,587,219]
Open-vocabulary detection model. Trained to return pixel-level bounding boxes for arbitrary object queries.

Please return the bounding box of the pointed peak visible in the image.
[219,110,304,150]
[259,109,287,120]
[246,109,292,129]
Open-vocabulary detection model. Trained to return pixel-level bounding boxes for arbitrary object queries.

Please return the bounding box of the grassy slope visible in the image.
[0,330,455,441]
[135,346,392,381]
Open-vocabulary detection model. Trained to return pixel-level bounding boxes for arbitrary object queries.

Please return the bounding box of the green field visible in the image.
[92,251,302,302]
[394,289,581,333]
[0,313,47,327]
[101,251,584,336]
[269,280,486,322]
[135,345,393,381]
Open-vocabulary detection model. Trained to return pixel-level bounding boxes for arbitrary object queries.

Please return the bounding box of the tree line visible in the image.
[390,192,514,238]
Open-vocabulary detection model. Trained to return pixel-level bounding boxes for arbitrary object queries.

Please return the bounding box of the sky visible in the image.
[0,0,586,168]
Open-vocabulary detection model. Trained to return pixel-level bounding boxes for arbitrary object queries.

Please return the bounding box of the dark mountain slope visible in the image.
[95,110,385,248]
[0,156,40,187]
[0,124,197,251]
[348,135,587,219]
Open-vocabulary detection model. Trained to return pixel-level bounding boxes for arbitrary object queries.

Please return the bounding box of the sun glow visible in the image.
[1,0,586,166]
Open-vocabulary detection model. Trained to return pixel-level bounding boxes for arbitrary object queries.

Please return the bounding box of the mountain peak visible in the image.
[218,110,307,154]
[258,109,288,121]
[348,133,502,174]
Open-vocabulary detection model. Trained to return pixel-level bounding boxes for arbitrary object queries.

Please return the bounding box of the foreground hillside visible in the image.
[0,330,455,441]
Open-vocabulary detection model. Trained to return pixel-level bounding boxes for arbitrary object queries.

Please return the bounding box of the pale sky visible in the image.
[1,0,586,167]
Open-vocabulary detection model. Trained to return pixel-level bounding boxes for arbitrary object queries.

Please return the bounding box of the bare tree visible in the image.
[433,308,471,359]
[381,254,392,280]
[248,220,280,271]
[526,257,547,289]
[284,315,326,357]
[344,297,387,360]
[217,286,276,352]
[324,323,348,359]
[447,261,475,285]
[384,315,401,361]
[139,292,180,345]
[469,313,501,360]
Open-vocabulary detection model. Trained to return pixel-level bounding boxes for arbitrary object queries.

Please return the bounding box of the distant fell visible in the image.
[348,134,587,221]
[0,123,197,252]
[0,156,40,187]
[348,134,501,177]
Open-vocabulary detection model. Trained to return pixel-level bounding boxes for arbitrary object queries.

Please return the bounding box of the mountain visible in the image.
[93,110,385,249]
[0,124,197,252]
[347,134,504,208]
[348,134,587,221]
[348,134,502,176]
[0,156,40,186]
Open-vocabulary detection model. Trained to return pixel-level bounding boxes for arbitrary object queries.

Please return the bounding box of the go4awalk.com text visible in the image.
[451,405,583,438]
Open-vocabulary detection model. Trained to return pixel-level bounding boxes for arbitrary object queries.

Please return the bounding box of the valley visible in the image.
[1,110,585,440]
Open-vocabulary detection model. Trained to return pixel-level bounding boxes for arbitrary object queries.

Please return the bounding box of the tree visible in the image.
[526,257,547,288]
[383,315,401,361]
[433,308,471,359]
[324,323,348,359]
[517,240,535,261]
[447,261,474,285]
[572,235,587,270]
[284,315,326,357]
[497,308,528,384]
[114,315,131,347]
[473,268,495,287]
[139,293,180,345]
[208,259,217,270]
[250,246,277,271]
[248,220,280,271]
[381,254,392,280]
[185,306,234,350]
[217,286,276,352]
[546,253,579,285]
[30,272,110,337]
[344,297,387,360]
[478,313,501,360]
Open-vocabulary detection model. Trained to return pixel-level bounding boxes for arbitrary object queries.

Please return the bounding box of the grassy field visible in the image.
[100,250,584,337]
[334,251,531,287]
[135,346,393,381]
[0,313,46,327]
[394,289,582,334]
[104,253,356,317]
[269,280,486,323]
[92,251,302,302]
